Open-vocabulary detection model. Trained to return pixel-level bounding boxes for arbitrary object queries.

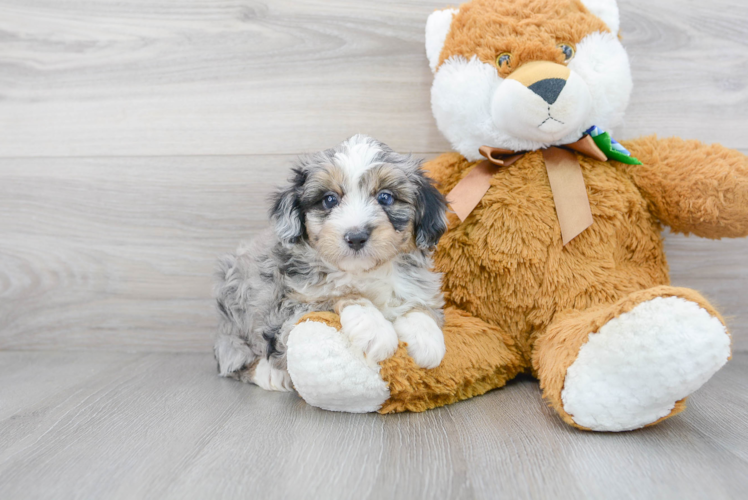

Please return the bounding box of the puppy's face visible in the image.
[271,135,447,272]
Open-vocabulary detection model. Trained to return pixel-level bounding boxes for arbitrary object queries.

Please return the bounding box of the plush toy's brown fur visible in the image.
[373,135,748,421]
[439,0,609,76]
[299,137,748,425]
[295,0,748,428]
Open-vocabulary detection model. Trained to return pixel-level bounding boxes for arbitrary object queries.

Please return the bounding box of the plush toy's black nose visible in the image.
[528,78,567,105]
[344,229,370,250]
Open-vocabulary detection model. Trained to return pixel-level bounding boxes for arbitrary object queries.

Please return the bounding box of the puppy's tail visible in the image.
[213,253,258,376]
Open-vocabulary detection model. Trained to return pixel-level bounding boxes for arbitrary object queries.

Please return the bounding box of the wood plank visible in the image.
[448,355,748,500]
[0,0,746,157]
[0,352,251,499]
[618,0,748,146]
[0,155,290,351]
[665,231,748,348]
[0,351,745,499]
[0,0,448,157]
[0,351,137,422]
[1,154,747,352]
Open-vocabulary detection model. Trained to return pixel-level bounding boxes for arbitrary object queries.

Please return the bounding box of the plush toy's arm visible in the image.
[620,135,748,239]
[422,152,473,192]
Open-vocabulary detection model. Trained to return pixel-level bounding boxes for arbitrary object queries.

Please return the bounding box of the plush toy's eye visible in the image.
[376,191,394,206]
[496,52,512,69]
[557,43,575,63]
[322,192,339,210]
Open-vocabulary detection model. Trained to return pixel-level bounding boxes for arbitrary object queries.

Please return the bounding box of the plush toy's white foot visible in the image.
[562,297,731,431]
[251,358,294,392]
[286,320,390,413]
[393,311,446,369]
[340,304,399,365]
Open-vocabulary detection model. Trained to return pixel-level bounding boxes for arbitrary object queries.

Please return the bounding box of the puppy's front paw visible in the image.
[393,311,445,369]
[340,305,398,364]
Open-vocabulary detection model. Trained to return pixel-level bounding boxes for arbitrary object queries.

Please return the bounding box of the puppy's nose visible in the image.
[344,229,370,250]
[528,78,566,105]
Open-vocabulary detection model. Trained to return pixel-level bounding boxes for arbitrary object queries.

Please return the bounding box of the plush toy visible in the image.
[285,0,748,431]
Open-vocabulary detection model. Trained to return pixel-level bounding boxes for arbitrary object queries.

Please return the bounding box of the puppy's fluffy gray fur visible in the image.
[214,135,448,391]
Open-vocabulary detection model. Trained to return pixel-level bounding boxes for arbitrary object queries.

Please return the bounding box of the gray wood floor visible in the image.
[1,0,747,498]
[1,350,746,500]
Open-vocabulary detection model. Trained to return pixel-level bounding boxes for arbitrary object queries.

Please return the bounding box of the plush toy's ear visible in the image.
[425,8,459,73]
[269,167,307,246]
[579,0,620,34]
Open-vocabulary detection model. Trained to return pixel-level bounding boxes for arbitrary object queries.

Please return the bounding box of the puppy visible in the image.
[213,135,449,391]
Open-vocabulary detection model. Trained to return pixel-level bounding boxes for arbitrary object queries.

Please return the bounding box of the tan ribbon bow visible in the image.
[446,135,607,245]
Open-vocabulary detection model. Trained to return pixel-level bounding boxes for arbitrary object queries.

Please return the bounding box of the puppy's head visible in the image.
[270,135,447,272]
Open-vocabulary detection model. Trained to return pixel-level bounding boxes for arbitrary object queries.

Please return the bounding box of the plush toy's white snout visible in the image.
[492,62,593,144]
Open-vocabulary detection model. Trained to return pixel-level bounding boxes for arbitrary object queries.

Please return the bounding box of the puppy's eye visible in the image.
[322,193,339,210]
[376,191,394,206]
[557,43,575,63]
[496,52,511,69]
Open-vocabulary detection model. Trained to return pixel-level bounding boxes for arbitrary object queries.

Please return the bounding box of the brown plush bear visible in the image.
[285,0,748,431]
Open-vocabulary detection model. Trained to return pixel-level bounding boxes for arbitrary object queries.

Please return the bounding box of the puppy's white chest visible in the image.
[325,265,397,308]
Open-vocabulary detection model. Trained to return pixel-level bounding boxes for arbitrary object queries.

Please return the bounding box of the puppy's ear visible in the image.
[414,173,448,250]
[269,167,307,246]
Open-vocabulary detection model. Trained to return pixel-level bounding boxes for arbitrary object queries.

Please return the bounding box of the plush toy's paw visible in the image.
[250,358,294,392]
[340,304,399,364]
[286,318,390,413]
[393,311,446,369]
[562,296,731,431]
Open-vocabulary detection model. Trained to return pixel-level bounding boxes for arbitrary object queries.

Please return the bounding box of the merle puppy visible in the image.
[214,135,449,391]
